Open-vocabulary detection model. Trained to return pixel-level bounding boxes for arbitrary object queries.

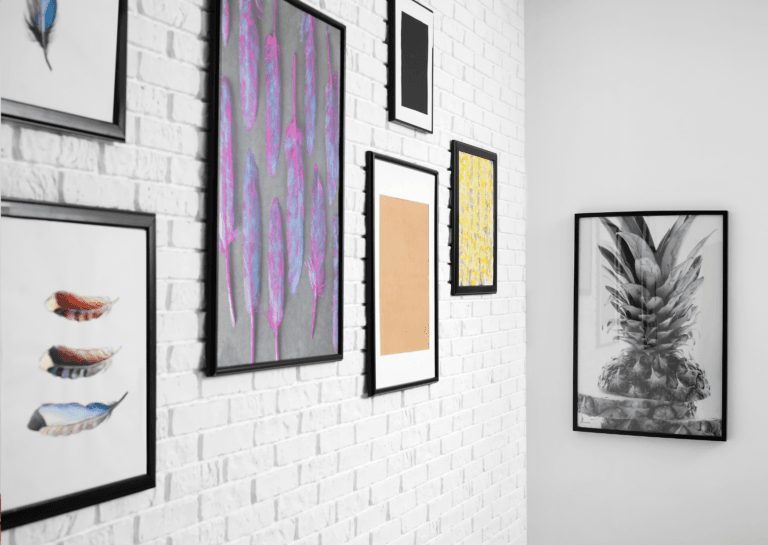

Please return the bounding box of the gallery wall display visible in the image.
[208,0,345,375]
[387,0,434,133]
[366,152,439,395]
[0,0,128,141]
[0,200,156,528]
[451,141,498,295]
[574,211,727,441]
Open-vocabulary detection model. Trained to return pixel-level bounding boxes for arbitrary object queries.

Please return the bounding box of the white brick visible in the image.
[62,172,134,210]
[1,161,59,201]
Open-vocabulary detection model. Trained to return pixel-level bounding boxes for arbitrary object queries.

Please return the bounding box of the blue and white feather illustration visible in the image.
[25,0,57,70]
[27,393,127,436]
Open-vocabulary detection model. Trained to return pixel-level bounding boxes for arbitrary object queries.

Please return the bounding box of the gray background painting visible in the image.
[217,0,342,367]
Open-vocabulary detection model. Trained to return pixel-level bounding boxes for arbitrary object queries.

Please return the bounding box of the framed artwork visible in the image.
[387,0,434,133]
[207,0,345,376]
[0,0,128,141]
[450,141,498,295]
[366,152,438,395]
[574,211,728,441]
[0,200,156,528]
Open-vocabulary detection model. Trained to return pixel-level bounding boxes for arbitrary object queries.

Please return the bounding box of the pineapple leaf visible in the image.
[686,230,717,261]
[673,256,703,295]
[659,215,696,278]
[618,232,657,263]
[598,245,634,283]
[634,257,662,294]
[621,283,651,306]
[617,216,657,253]
[621,305,642,319]
[606,286,630,305]
[600,217,637,270]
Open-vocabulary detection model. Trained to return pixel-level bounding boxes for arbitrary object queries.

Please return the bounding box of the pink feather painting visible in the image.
[268,198,285,360]
[243,149,261,362]
[285,55,305,297]
[239,0,263,130]
[219,77,237,326]
[332,215,339,352]
[325,27,340,206]
[265,0,282,177]
[300,14,317,156]
[306,166,326,339]
[222,0,230,46]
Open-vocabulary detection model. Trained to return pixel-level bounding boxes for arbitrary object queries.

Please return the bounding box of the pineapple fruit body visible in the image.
[598,348,710,403]
[578,215,721,437]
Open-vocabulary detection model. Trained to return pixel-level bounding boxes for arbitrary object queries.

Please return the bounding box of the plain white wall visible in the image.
[527,1,768,544]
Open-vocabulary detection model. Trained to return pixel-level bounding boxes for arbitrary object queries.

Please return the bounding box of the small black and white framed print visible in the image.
[574,211,728,441]
[0,0,128,141]
[387,0,434,133]
[1,200,156,528]
[366,152,439,395]
[451,140,498,296]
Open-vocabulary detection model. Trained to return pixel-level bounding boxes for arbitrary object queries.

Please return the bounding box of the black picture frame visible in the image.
[387,0,434,133]
[0,0,128,142]
[573,210,728,442]
[366,151,439,395]
[450,140,498,296]
[0,199,156,528]
[206,0,346,376]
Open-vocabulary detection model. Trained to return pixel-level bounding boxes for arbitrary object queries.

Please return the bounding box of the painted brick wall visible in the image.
[0,0,526,544]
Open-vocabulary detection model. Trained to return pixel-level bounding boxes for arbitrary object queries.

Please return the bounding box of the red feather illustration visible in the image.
[45,292,118,322]
[41,346,121,379]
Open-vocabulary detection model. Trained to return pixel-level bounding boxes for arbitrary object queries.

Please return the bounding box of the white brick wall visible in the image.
[0,0,526,543]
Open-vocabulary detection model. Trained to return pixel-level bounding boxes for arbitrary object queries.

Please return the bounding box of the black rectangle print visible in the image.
[400,12,429,114]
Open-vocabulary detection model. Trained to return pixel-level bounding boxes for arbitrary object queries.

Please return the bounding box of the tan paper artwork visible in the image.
[379,195,430,356]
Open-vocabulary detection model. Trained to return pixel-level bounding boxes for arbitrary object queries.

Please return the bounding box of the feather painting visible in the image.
[243,149,262,362]
[240,0,262,130]
[265,0,282,177]
[306,167,326,338]
[28,393,128,436]
[220,77,238,326]
[332,215,339,352]
[25,0,57,70]
[325,27,340,206]
[300,14,317,156]
[285,55,305,297]
[222,0,230,46]
[268,198,285,360]
[45,292,118,322]
[40,346,121,379]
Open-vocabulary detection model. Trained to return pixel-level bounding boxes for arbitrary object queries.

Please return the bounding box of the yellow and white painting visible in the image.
[458,151,494,286]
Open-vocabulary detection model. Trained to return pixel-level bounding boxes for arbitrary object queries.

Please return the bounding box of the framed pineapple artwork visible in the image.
[1,200,156,528]
[574,211,728,441]
[0,0,128,141]
[387,0,434,133]
[451,141,498,295]
[207,0,345,375]
[366,152,439,395]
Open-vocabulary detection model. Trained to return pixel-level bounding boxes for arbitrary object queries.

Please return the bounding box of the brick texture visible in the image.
[0,0,526,544]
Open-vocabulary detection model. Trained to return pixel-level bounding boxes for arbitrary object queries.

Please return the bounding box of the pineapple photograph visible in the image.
[574,212,727,440]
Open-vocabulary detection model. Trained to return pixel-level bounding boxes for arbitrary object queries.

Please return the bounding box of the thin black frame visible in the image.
[0,199,157,528]
[0,0,128,142]
[450,140,498,296]
[573,210,728,442]
[365,151,439,396]
[387,0,434,133]
[206,0,346,376]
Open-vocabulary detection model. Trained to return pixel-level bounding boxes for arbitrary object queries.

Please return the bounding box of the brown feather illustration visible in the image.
[40,346,121,379]
[45,291,118,321]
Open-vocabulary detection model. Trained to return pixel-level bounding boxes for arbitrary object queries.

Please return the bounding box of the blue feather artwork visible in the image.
[27,393,127,436]
[25,0,57,70]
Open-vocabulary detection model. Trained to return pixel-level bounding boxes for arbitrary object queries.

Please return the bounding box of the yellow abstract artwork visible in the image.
[458,151,494,286]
